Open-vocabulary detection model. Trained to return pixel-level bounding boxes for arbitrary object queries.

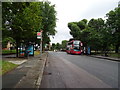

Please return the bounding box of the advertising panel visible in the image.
[27,45,34,56]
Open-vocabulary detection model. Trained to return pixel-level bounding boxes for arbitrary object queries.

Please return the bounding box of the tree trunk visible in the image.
[16,41,19,57]
[115,44,119,53]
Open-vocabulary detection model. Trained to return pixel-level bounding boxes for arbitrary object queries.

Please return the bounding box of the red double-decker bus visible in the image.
[66,40,83,54]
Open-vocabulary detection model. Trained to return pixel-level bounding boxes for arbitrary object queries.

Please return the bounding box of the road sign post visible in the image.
[37,30,43,55]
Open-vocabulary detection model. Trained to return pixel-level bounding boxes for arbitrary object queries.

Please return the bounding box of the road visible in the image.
[40,51,119,88]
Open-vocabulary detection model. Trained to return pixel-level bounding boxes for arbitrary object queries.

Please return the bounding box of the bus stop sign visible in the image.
[37,32,41,39]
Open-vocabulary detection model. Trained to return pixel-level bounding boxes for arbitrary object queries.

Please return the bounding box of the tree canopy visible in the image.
[2,1,57,57]
[68,5,120,53]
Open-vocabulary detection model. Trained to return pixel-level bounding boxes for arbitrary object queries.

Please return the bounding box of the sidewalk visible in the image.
[2,52,48,89]
[89,55,120,62]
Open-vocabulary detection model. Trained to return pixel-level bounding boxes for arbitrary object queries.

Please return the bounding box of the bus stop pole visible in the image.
[40,39,42,55]
[40,33,42,55]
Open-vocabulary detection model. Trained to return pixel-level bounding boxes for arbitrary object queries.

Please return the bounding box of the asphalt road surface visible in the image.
[40,51,119,88]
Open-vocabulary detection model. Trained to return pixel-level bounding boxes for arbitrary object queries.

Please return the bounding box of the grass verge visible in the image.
[108,53,120,58]
[34,51,40,55]
[93,53,120,58]
[2,50,16,54]
[0,60,18,75]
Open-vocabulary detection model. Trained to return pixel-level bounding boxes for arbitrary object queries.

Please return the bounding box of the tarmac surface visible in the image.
[41,52,110,88]
[40,51,119,88]
[1,51,120,89]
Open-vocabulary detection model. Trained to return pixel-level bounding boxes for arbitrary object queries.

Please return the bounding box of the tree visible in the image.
[106,6,120,53]
[2,2,57,57]
[67,3,120,54]
[68,22,80,39]
[77,20,89,46]
[68,19,89,46]
[21,2,42,42]
[56,43,61,50]
[39,1,57,50]
[2,2,31,57]
[88,18,105,51]
[61,40,68,50]
[51,43,56,51]
[68,18,112,55]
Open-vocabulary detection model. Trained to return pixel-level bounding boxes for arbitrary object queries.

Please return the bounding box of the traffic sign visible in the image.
[37,32,42,39]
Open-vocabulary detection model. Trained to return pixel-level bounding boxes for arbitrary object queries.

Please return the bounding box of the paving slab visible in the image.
[14,53,47,88]
[2,53,48,89]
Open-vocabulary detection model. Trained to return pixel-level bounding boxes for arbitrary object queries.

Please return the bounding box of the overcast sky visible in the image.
[46,0,119,44]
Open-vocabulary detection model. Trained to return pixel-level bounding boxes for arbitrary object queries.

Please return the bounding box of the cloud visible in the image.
[42,0,119,44]
[80,0,119,20]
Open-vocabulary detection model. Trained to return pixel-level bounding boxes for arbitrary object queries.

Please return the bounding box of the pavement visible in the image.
[2,52,119,89]
[2,52,48,89]
[90,55,120,62]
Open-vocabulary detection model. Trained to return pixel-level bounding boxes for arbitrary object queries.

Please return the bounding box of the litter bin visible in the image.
[20,52,25,56]
[25,50,31,58]
[19,49,25,57]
